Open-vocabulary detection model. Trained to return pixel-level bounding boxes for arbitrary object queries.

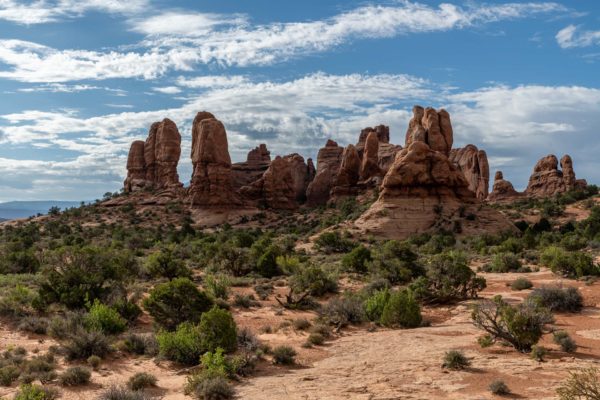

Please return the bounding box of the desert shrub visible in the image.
[380,290,422,328]
[442,350,470,370]
[511,278,533,291]
[143,277,213,330]
[0,365,20,386]
[477,334,494,348]
[315,231,354,254]
[127,372,157,391]
[18,316,49,334]
[64,328,112,360]
[59,366,91,386]
[272,346,296,365]
[556,367,600,400]
[255,244,282,278]
[85,300,127,334]
[204,274,230,300]
[364,289,391,322]
[554,331,578,353]
[122,333,158,356]
[185,348,235,400]
[307,333,325,346]
[341,245,372,273]
[87,355,101,369]
[472,295,553,352]
[48,311,85,339]
[530,345,548,362]
[540,246,598,278]
[198,307,237,353]
[289,265,337,297]
[0,285,40,317]
[499,237,524,254]
[527,286,583,312]
[237,328,261,353]
[145,248,190,280]
[420,232,456,254]
[157,322,204,365]
[112,299,142,323]
[232,294,259,308]
[489,380,510,395]
[14,384,59,400]
[2,250,40,274]
[368,240,423,284]
[98,385,153,400]
[410,251,485,304]
[485,252,522,273]
[38,246,135,309]
[292,318,311,331]
[561,233,588,251]
[322,295,365,327]
[253,282,273,300]
[188,375,234,400]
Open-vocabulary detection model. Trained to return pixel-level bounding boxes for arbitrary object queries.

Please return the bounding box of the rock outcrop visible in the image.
[331,145,361,198]
[525,154,585,198]
[283,153,314,202]
[487,171,522,202]
[355,106,515,239]
[240,156,297,209]
[360,131,382,181]
[232,144,272,189]
[189,116,239,206]
[450,145,490,200]
[124,119,182,192]
[306,140,344,205]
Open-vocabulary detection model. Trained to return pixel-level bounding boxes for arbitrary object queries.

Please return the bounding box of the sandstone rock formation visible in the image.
[356,125,389,153]
[331,145,361,198]
[240,156,297,209]
[405,106,452,155]
[124,119,182,192]
[525,154,585,198]
[449,145,490,200]
[189,116,240,206]
[306,140,344,205]
[359,131,382,181]
[283,153,314,202]
[487,171,522,202]
[232,144,271,189]
[355,106,515,239]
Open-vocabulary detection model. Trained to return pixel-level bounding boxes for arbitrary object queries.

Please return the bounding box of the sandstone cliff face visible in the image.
[449,145,490,200]
[306,140,344,205]
[331,145,361,198]
[360,130,382,182]
[356,106,514,239]
[124,119,182,192]
[189,117,239,206]
[525,154,584,198]
[283,153,314,202]
[240,156,297,209]
[232,144,271,189]
[487,171,522,202]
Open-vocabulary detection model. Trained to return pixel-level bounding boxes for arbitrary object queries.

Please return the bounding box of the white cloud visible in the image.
[152,86,182,94]
[0,0,149,24]
[0,1,567,82]
[556,25,600,48]
[176,75,249,89]
[129,11,247,36]
[17,83,127,94]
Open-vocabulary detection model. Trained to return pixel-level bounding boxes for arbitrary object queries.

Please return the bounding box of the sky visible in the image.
[0,0,599,202]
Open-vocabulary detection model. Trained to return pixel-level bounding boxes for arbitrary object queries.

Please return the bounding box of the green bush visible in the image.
[486,252,522,273]
[527,286,583,312]
[87,355,101,369]
[341,245,372,273]
[530,345,547,362]
[157,322,204,365]
[64,329,112,360]
[442,350,470,370]
[127,373,157,391]
[364,289,391,322]
[85,300,127,334]
[59,366,91,386]
[145,248,190,280]
[14,384,59,400]
[315,231,354,254]
[472,295,553,352]
[0,365,20,386]
[368,240,423,284]
[0,285,40,317]
[307,333,325,346]
[255,245,282,278]
[98,385,153,400]
[553,331,577,353]
[272,346,297,365]
[380,290,422,328]
[188,375,234,400]
[204,274,231,300]
[410,251,485,304]
[511,278,533,291]
[322,295,365,327]
[143,278,213,330]
[198,307,237,354]
[18,316,49,334]
[289,265,337,297]
[540,246,598,278]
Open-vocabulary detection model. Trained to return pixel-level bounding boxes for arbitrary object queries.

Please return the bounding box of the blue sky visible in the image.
[0,0,599,201]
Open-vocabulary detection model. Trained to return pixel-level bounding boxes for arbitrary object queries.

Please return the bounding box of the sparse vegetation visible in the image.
[442,350,470,370]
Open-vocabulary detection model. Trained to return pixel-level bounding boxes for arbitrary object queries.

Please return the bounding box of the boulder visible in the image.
[487,171,522,202]
[189,117,240,206]
[306,140,344,205]
[449,145,490,200]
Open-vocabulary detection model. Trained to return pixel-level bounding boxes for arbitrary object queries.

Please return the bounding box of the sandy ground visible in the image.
[2,268,600,400]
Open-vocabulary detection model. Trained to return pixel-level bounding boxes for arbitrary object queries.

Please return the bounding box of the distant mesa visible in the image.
[118,105,588,236]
